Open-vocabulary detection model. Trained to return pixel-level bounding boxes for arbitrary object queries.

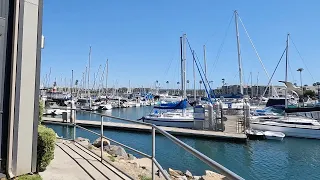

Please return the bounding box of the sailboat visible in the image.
[142,34,194,128]
[250,34,320,139]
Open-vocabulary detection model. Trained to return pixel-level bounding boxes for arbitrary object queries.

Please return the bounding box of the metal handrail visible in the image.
[45,107,244,179]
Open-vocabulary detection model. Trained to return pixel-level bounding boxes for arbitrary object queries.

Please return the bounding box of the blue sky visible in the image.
[41,0,320,89]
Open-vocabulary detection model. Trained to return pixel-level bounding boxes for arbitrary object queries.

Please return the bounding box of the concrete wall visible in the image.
[3,0,43,177]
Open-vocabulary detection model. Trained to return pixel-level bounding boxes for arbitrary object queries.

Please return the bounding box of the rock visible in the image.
[75,137,90,147]
[200,170,226,180]
[185,170,192,178]
[104,145,127,158]
[127,153,136,160]
[169,168,184,177]
[193,176,201,180]
[174,175,187,180]
[93,137,110,148]
[132,162,139,168]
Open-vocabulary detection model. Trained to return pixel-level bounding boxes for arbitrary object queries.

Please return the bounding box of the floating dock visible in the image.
[43,117,247,142]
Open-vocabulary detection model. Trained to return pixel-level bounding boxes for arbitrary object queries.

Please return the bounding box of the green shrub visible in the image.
[37,125,56,172]
[39,100,44,124]
[108,155,116,162]
[138,175,151,180]
[17,174,42,180]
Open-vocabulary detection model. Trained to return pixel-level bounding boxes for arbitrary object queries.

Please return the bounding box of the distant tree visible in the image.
[313,82,320,86]
[304,90,316,98]
[294,83,298,86]
[304,84,308,87]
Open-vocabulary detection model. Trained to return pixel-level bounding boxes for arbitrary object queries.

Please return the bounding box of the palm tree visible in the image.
[166,81,169,93]
[176,81,180,95]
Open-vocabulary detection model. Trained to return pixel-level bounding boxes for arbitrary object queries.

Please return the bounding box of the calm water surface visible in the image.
[46,106,320,180]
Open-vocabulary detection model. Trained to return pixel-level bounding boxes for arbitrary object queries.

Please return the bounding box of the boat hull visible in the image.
[143,117,194,128]
[251,122,320,139]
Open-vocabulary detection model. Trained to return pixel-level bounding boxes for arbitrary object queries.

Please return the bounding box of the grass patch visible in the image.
[16,174,42,180]
[88,145,93,150]
[138,175,151,180]
[108,156,116,162]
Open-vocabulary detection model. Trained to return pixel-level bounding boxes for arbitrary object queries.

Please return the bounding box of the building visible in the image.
[213,85,287,97]
[0,0,43,177]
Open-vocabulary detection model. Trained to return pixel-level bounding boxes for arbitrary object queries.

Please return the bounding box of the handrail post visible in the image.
[101,115,104,162]
[73,108,76,140]
[152,126,155,180]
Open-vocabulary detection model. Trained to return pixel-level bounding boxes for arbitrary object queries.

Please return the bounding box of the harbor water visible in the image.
[46,106,320,180]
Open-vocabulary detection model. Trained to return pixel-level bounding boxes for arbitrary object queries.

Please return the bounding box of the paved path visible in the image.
[40,141,131,180]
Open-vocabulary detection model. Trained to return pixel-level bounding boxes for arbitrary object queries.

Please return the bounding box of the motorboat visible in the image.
[264,131,285,141]
[251,115,320,139]
[99,103,112,110]
[245,129,265,140]
[44,100,69,115]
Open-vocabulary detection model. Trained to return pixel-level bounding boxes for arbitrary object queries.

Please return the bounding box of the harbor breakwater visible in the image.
[71,137,226,180]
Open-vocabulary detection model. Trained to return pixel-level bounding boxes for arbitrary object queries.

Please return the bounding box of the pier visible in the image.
[43,117,247,142]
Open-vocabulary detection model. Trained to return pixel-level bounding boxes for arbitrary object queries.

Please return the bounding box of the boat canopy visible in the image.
[154,99,189,109]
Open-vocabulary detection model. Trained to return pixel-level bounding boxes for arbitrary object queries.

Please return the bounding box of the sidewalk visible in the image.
[40,141,131,180]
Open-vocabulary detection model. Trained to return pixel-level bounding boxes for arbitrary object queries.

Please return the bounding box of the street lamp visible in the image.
[297,68,304,106]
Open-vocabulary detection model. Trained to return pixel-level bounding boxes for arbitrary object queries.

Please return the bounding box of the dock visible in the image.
[43,117,247,142]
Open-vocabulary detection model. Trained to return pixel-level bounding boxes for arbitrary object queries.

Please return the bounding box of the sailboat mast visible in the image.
[203,45,207,79]
[285,34,289,108]
[234,10,244,95]
[193,50,196,101]
[181,34,187,116]
[181,34,187,99]
[106,59,108,96]
[88,46,92,108]
[256,72,259,97]
[250,72,253,98]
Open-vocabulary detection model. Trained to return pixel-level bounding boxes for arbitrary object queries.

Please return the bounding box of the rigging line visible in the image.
[203,13,234,46]
[193,51,215,102]
[188,38,214,93]
[164,44,179,77]
[194,51,217,100]
[237,13,279,97]
[209,13,235,77]
[289,36,315,82]
[259,47,287,106]
[288,60,296,83]
[186,37,215,100]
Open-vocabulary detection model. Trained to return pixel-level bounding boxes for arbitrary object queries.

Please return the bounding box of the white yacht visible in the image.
[99,103,112,110]
[251,115,320,139]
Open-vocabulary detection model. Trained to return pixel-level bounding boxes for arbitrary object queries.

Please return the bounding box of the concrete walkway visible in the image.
[40,141,132,180]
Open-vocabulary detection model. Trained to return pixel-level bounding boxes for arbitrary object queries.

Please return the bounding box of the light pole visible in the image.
[297,68,304,106]
[222,79,225,94]
[166,81,169,93]
[187,80,190,94]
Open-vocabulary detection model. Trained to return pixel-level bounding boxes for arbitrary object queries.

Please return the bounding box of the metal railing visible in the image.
[44,107,244,180]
